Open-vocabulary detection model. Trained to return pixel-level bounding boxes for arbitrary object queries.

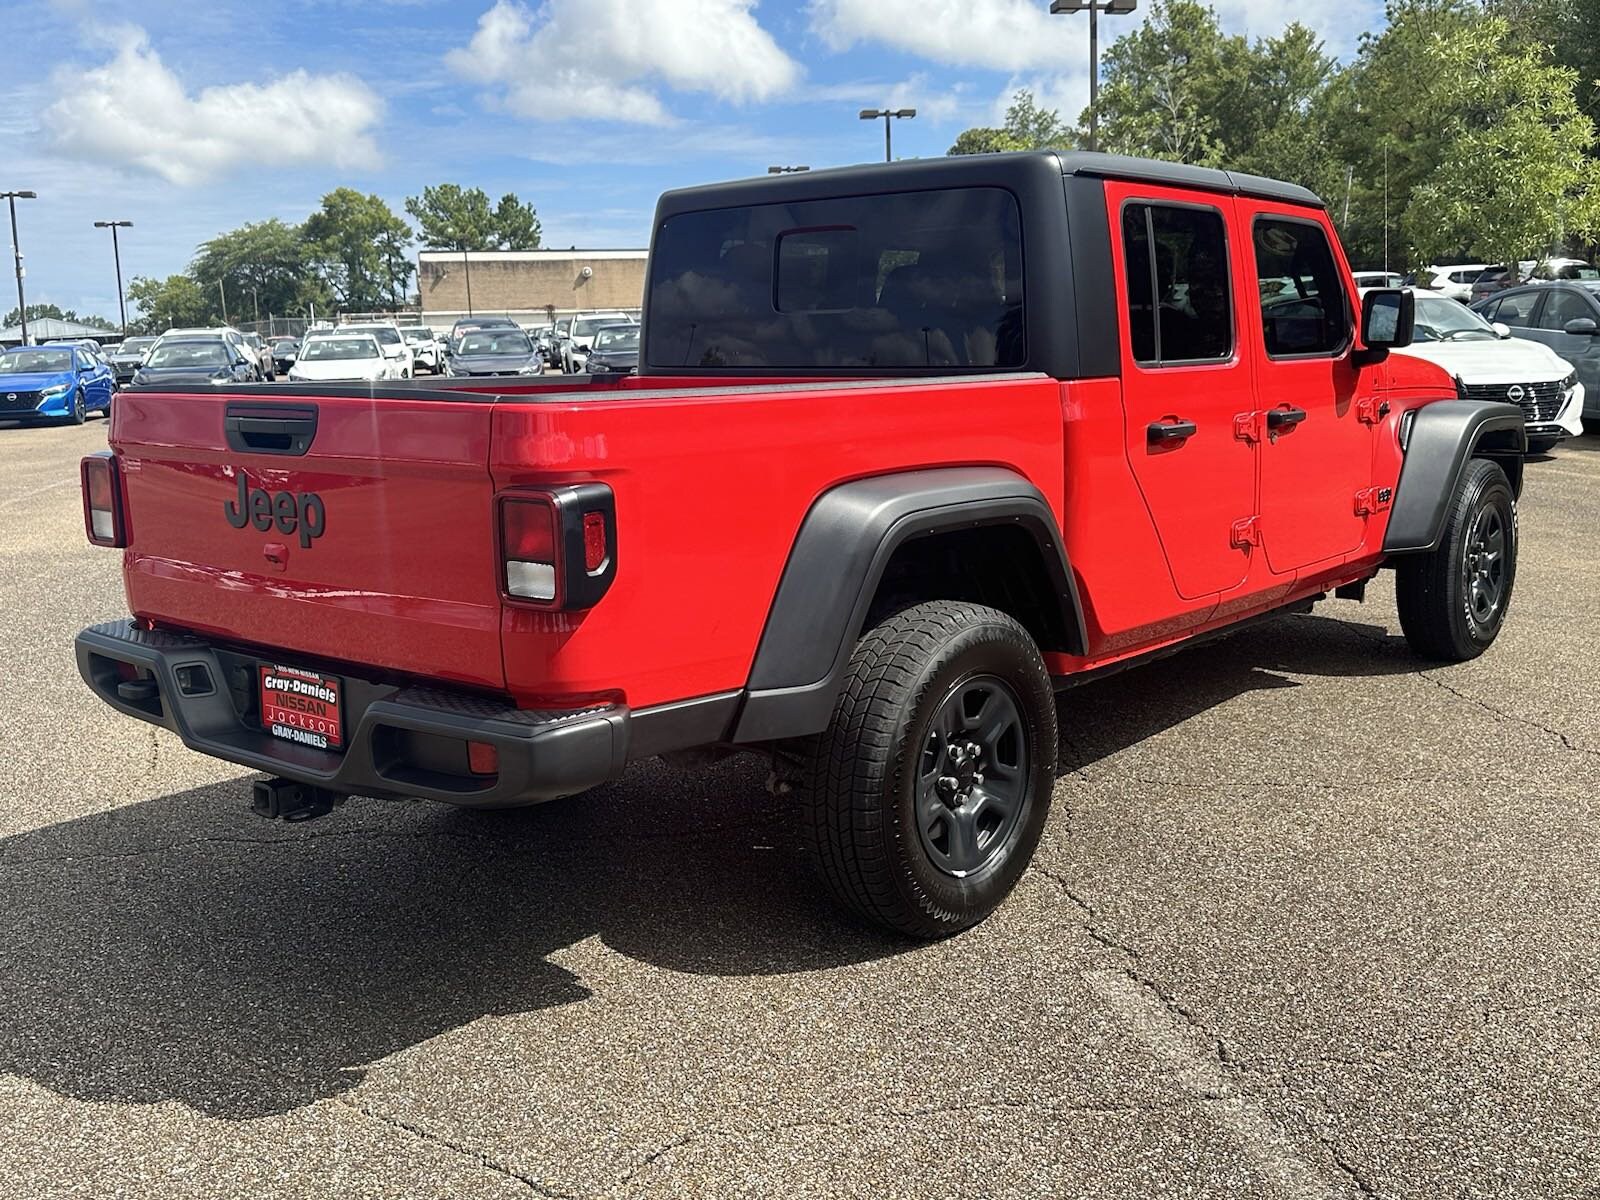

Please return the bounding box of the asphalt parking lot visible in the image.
[2,415,1598,1199]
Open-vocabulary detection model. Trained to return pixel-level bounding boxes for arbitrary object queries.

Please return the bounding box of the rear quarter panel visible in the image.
[491,376,1066,708]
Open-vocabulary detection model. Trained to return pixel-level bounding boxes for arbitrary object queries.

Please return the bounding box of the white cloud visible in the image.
[809,0,1085,71]
[810,0,1384,68]
[42,29,383,186]
[448,0,801,125]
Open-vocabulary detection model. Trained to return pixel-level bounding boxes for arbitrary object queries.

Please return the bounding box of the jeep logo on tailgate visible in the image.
[224,473,326,548]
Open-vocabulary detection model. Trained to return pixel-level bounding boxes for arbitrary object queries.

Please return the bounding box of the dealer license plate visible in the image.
[258,664,344,752]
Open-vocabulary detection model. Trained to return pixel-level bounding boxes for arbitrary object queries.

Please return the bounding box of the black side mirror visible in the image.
[1564,317,1598,337]
[1357,288,1414,363]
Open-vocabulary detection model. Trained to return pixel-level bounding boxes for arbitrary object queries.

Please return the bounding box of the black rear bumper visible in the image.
[75,621,628,807]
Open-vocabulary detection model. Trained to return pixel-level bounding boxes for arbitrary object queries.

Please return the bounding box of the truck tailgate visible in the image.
[114,389,504,689]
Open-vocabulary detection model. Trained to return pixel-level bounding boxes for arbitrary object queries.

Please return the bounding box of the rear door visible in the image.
[1239,205,1374,574]
[116,389,505,689]
[1106,182,1255,599]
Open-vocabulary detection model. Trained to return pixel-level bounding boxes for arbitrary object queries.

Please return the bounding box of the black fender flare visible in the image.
[732,467,1085,743]
[1384,400,1525,554]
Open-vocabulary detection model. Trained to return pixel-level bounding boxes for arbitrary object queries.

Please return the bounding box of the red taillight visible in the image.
[582,511,608,573]
[498,484,616,610]
[81,453,125,547]
[503,498,556,562]
[502,498,558,602]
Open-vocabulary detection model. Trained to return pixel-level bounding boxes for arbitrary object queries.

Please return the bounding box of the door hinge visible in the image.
[1230,515,1261,548]
[1354,486,1393,516]
[1356,396,1392,425]
[1233,411,1264,443]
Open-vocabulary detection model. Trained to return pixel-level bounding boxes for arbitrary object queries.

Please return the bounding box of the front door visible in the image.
[1107,182,1256,600]
[1240,207,1374,574]
[1531,286,1600,401]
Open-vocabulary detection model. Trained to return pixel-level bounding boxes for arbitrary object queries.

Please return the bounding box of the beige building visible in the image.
[417,248,648,327]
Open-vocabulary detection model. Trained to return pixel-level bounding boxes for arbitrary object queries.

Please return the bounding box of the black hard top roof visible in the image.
[655,150,1324,216]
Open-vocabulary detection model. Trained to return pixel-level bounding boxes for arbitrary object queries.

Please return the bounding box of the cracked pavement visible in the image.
[2,417,1599,1198]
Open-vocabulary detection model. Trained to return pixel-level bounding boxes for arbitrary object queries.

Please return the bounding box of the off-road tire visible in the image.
[1396,457,1516,662]
[798,600,1057,939]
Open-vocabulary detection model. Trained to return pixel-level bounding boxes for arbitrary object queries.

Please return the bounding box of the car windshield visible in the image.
[119,338,156,354]
[573,317,629,338]
[347,326,401,346]
[0,349,73,373]
[147,342,231,368]
[594,328,640,351]
[1559,265,1600,280]
[301,338,378,361]
[460,331,533,355]
[401,329,432,342]
[1413,296,1498,342]
[271,340,298,351]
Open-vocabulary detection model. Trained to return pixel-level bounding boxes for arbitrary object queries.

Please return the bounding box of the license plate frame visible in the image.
[258,664,345,752]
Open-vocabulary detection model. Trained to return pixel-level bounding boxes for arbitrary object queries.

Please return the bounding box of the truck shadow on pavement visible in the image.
[0,610,1413,1120]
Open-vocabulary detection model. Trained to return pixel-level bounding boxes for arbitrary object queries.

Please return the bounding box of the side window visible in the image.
[1493,291,1541,326]
[1538,290,1592,331]
[1251,217,1350,357]
[1120,202,1232,367]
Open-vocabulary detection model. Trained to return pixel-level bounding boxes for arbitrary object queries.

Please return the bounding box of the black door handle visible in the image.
[1147,418,1198,445]
[224,405,319,456]
[1267,406,1308,431]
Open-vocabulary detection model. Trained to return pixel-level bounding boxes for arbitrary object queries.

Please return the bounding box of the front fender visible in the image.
[1384,400,1525,554]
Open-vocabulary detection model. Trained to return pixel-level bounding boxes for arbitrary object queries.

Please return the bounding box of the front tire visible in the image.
[1396,458,1516,662]
[68,389,86,425]
[798,601,1057,939]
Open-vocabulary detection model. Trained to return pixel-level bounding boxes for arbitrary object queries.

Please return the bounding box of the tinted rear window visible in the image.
[647,187,1025,370]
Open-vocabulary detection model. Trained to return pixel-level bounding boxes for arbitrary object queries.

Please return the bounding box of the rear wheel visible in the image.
[798,600,1057,939]
[1396,458,1516,662]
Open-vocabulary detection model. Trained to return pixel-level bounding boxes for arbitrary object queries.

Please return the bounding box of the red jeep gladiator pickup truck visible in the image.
[76,152,1526,938]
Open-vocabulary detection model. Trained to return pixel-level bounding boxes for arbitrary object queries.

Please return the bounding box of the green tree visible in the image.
[302,188,413,311]
[3,303,115,330]
[1403,14,1600,266]
[1322,0,1600,267]
[125,274,219,335]
[189,219,328,321]
[948,90,1078,155]
[1093,0,1230,165]
[404,184,543,250]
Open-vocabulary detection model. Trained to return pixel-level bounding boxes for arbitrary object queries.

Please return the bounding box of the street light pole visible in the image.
[1049,0,1138,154]
[858,108,917,163]
[3,190,37,345]
[93,219,132,338]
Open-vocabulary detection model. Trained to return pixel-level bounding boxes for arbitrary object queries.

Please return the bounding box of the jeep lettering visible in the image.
[223,473,326,548]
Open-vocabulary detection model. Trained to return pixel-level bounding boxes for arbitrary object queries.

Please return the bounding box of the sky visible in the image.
[2,0,1387,321]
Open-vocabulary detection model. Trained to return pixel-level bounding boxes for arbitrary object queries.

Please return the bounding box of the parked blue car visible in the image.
[0,344,115,425]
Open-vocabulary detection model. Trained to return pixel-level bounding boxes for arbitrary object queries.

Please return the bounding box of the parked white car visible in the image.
[398,326,442,373]
[1352,271,1404,290]
[336,322,414,378]
[1390,291,1585,453]
[286,334,398,382]
[1420,264,1492,302]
